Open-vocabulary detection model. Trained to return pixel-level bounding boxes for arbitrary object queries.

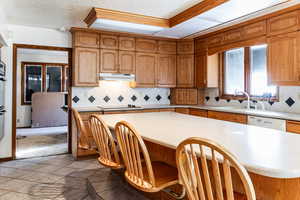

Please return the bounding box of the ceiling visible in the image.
[0,0,201,29]
[0,0,298,38]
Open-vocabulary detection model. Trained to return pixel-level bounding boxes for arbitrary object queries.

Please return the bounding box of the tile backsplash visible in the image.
[72,81,170,107]
[204,86,300,113]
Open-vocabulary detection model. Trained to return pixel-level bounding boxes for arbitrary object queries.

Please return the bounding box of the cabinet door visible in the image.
[177,55,194,87]
[186,89,198,105]
[136,53,157,87]
[175,89,186,104]
[157,54,176,88]
[100,34,119,49]
[268,32,300,85]
[243,20,266,40]
[267,10,300,36]
[136,39,158,53]
[207,33,224,47]
[73,32,100,48]
[223,28,243,44]
[175,108,189,114]
[100,49,119,73]
[119,51,136,74]
[189,108,207,117]
[119,37,135,51]
[195,52,207,89]
[73,48,99,86]
[177,41,194,54]
[158,41,177,54]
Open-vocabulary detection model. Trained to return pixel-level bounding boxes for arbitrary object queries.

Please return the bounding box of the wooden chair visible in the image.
[115,121,179,193]
[72,108,91,150]
[176,137,256,200]
[89,114,123,169]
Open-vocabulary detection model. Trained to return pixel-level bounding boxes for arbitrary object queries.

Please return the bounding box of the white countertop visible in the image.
[101,112,300,179]
[73,104,300,121]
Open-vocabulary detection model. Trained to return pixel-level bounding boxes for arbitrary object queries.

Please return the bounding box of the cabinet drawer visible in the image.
[286,120,300,134]
[175,108,189,114]
[189,108,207,117]
[159,108,175,112]
[267,10,300,36]
[208,111,247,124]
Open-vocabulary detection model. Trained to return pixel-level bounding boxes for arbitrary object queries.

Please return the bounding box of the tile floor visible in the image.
[0,154,99,200]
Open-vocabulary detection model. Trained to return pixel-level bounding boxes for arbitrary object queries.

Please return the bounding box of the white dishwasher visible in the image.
[247,116,286,131]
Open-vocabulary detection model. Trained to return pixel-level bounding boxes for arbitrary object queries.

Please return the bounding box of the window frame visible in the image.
[21,62,68,105]
[219,46,279,101]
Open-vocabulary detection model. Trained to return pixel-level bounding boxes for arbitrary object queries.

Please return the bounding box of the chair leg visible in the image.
[163,187,186,200]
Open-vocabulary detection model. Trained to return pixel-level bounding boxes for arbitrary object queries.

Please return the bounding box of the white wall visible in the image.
[0,24,71,159]
[16,51,68,127]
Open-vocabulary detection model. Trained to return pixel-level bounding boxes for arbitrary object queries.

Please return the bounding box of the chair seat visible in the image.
[98,151,124,169]
[125,161,179,192]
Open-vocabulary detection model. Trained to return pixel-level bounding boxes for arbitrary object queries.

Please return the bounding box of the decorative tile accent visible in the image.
[252,100,258,103]
[215,97,220,102]
[144,95,150,101]
[103,96,110,103]
[285,97,295,107]
[131,95,137,102]
[156,95,162,101]
[205,96,210,101]
[238,100,244,103]
[168,95,171,100]
[72,96,80,103]
[88,96,95,103]
[226,99,231,103]
[118,95,124,102]
[268,101,275,106]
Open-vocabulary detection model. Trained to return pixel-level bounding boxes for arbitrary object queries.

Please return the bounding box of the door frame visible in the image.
[12,44,73,159]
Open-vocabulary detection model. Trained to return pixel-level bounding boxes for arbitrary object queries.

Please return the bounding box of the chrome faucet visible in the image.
[235,90,250,110]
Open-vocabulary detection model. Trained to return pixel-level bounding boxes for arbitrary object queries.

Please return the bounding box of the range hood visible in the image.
[99,73,135,81]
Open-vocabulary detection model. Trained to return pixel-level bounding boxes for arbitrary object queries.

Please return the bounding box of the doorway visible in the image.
[12,44,72,159]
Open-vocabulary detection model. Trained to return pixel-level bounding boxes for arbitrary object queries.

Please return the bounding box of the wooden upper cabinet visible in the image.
[267,10,300,36]
[158,41,177,54]
[177,54,194,88]
[100,34,119,49]
[207,33,223,47]
[73,32,100,48]
[195,39,207,53]
[243,20,267,40]
[177,41,194,54]
[223,28,243,44]
[135,53,157,87]
[267,31,300,85]
[195,52,207,89]
[119,51,135,74]
[119,37,135,51]
[136,39,158,53]
[73,48,99,86]
[100,49,118,73]
[195,52,219,89]
[156,54,176,88]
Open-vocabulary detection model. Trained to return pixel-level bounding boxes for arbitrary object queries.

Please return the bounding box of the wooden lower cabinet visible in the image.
[286,120,300,134]
[207,111,247,124]
[175,108,189,114]
[189,108,207,117]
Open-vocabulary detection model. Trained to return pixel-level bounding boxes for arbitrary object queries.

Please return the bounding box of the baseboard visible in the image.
[0,157,13,162]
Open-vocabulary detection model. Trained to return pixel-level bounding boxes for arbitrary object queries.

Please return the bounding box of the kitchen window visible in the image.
[221,44,278,100]
[21,62,69,105]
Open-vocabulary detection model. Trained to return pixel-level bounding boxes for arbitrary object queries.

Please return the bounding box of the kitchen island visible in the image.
[101,112,300,200]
